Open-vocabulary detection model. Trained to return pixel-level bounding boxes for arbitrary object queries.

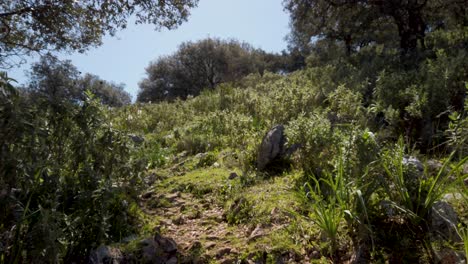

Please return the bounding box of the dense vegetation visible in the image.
[137,38,289,102]
[1,0,467,263]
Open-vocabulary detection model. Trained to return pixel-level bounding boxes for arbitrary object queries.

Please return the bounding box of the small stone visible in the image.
[249,224,265,241]
[402,156,424,172]
[172,215,185,225]
[195,152,208,159]
[141,190,154,199]
[228,172,238,180]
[434,248,465,264]
[89,245,123,264]
[213,162,220,168]
[464,177,468,187]
[129,134,144,144]
[166,256,178,264]
[443,193,463,201]
[220,259,235,264]
[216,247,232,258]
[205,242,216,249]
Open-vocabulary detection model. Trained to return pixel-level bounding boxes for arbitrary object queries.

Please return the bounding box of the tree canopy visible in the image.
[26,55,131,106]
[284,0,468,56]
[137,38,287,102]
[0,0,198,68]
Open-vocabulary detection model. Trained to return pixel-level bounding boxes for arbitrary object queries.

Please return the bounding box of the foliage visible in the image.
[0,73,144,262]
[137,38,287,102]
[0,0,198,68]
[284,0,467,55]
[80,73,131,107]
[25,55,131,107]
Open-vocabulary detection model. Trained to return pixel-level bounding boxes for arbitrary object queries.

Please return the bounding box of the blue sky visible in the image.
[9,0,290,100]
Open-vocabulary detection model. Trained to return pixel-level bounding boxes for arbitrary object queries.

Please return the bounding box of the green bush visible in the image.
[0,74,144,262]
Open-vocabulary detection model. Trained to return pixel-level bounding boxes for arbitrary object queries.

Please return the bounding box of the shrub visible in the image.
[0,74,144,262]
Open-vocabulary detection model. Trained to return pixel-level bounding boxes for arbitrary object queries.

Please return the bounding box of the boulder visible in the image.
[429,201,461,242]
[89,245,123,264]
[136,230,179,264]
[256,125,286,170]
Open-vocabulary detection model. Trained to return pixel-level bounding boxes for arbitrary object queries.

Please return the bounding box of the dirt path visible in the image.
[141,191,251,263]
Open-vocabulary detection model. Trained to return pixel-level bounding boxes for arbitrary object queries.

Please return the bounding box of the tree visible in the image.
[284,0,468,56]
[79,73,131,107]
[27,55,132,106]
[26,54,82,103]
[137,38,286,102]
[0,0,198,68]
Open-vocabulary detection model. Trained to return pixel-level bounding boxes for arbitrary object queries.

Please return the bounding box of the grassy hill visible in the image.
[106,70,468,263]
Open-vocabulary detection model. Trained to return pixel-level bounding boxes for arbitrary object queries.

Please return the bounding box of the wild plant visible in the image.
[381,138,468,224]
[0,75,144,262]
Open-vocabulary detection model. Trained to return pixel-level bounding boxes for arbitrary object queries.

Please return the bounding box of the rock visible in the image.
[216,247,232,258]
[443,193,463,201]
[249,224,265,241]
[380,200,396,218]
[434,248,466,264]
[173,215,185,225]
[166,256,178,264]
[141,190,155,199]
[129,134,144,144]
[195,152,208,159]
[220,259,235,264]
[138,232,179,264]
[154,233,178,254]
[257,125,286,170]
[89,245,123,264]
[349,244,370,264]
[429,201,461,242]
[402,156,424,174]
[426,159,444,173]
[205,242,216,249]
[122,234,138,243]
[213,162,220,168]
[464,177,468,187]
[144,173,158,186]
[228,172,238,180]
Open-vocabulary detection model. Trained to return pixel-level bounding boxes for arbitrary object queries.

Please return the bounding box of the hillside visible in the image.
[1,1,468,263]
[101,70,468,263]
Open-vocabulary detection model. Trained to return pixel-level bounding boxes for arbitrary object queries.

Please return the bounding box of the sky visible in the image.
[8,0,291,100]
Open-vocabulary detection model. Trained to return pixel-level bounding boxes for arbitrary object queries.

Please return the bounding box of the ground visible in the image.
[132,151,331,263]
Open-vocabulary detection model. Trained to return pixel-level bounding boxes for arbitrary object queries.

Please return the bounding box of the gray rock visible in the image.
[138,232,179,264]
[402,156,424,173]
[154,233,178,254]
[443,193,463,201]
[89,245,123,264]
[195,152,208,159]
[256,125,286,170]
[434,248,466,264]
[248,224,265,241]
[426,159,444,173]
[429,201,461,242]
[128,134,144,144]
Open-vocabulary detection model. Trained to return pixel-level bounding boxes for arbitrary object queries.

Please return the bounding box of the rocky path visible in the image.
[139,185,301,263]
[141,190,251,263]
